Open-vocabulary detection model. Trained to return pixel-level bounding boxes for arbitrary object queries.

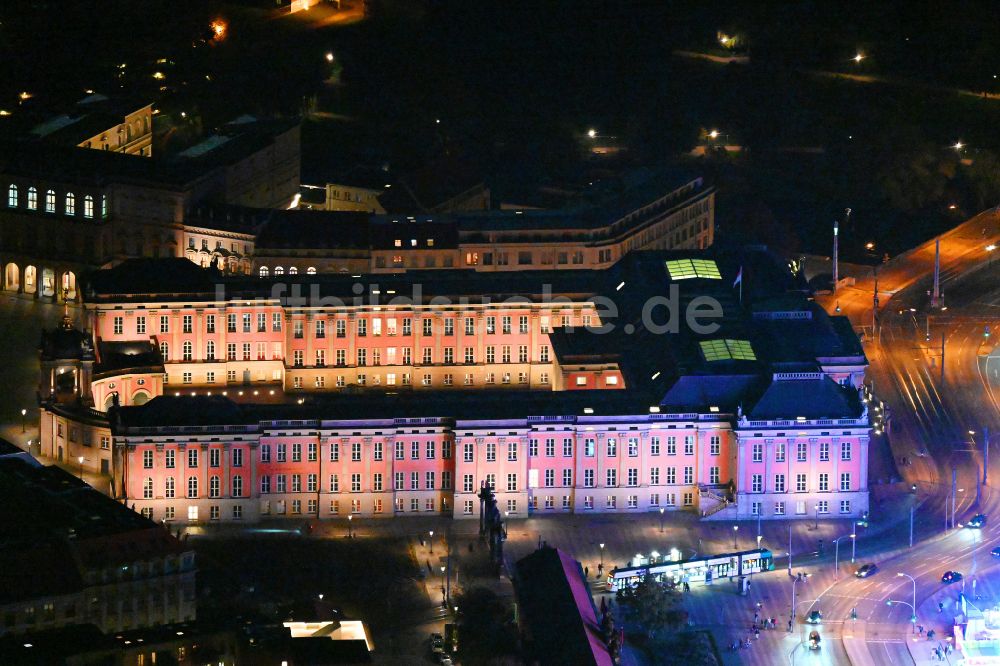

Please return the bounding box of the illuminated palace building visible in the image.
[38,246,871,525]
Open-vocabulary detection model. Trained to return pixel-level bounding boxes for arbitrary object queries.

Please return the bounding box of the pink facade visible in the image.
[91,303,606,403]
[113,396,868,525]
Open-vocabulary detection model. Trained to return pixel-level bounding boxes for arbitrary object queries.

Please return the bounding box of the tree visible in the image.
[959,150,1000,211]
[875,145,957,211]
[454,586,518,666]
[616,576,687,638]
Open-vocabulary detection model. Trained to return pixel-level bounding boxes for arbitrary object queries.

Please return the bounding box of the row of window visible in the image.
[750,441,853,463]
[291,371,544,389]
[290,344,549,367]
[261,470,455,494]
[748,499,854,516]
[113,312,583,338]
[259,440,454,463]
[140,491,706,523]
[469,435,714,462]
[143,475,244,499]
[7,185,106,218]
[749,472,853,493]
[459,492,696,515]
[142,448,243,469]
[259,266,317,276]
[138,435,723,470]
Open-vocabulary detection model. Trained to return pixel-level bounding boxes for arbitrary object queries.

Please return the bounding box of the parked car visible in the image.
[941,571,964,584]
[438,656,453,666]
[808,630,821,650]
[431,633,444,654]
[968,514,987,529]
[806,610,823,624]
[991,546,1000,557]
[855,563,879,578]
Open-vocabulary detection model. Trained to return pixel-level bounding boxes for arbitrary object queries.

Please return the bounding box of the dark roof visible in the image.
[114,390,665,431]
[96,340,164,375]
[38,314,94,361]
[369,217,460,249]
[255,210,371,250]
[331,164,393,191]
[748,376,862,420]
[0,457,187,603]
[377,155,486,213]
[86,258,222,297]
[660,374,764,413]
[184,202,271,234]
[36,111,127,146]
[0,139,206,188]
[514,547,614,666]
[0,437,23,456]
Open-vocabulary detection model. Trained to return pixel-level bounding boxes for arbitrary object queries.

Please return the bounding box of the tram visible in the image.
[607,548,774,591]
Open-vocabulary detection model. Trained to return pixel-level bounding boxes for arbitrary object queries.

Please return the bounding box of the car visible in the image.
[430,633,444,654]
[806,610,823,624]
[808,630,821,650]
[968,514,987,529]
[942,571,964,584]
[855,563,878,578]
[438,656,453,666]
[991,546,1000,557]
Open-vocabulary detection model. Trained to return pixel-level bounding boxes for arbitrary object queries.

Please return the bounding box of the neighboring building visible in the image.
[514,546,616,666]
[29,93,154,157]
[39,248,870,522]
[0,456,196,636]
[376,155,490,214]
[256,169,715,275]
[0,116,299,299]
[324,165,392,213]
[0,622,239,665]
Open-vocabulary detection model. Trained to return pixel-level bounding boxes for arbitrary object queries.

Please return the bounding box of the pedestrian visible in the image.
[754,627,760,639]
[585,566,589,579]
[788,619,793,632]
[753,611,759,623]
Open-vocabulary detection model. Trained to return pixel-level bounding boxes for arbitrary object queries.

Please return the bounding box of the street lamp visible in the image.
[659,507,665,533]
[77,456,84,478]
[20,408,27,433]
[429,530,434,554]
[851,524,859,563]
[790,573,811,631]
[587,128,597,139]
[853,53,864,63]
[347,514,353,538]
[896,573,918,633]
[833,533,856,579]
[733,524,739,550]
[325,52,334,62]
[599,543,605,568]
[440,566,447,605]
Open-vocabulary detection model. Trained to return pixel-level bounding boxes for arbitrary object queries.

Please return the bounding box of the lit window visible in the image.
[665,258,721,280]
[44,190,55,212]
[26,187,37,210]
[6,184,17,208]
[65,192,76,215]
[699,339,756,361]
[83,195,94,218]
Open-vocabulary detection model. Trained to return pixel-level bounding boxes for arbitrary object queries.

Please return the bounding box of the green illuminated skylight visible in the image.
[699,339,757,361]
[666,258,722,280]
